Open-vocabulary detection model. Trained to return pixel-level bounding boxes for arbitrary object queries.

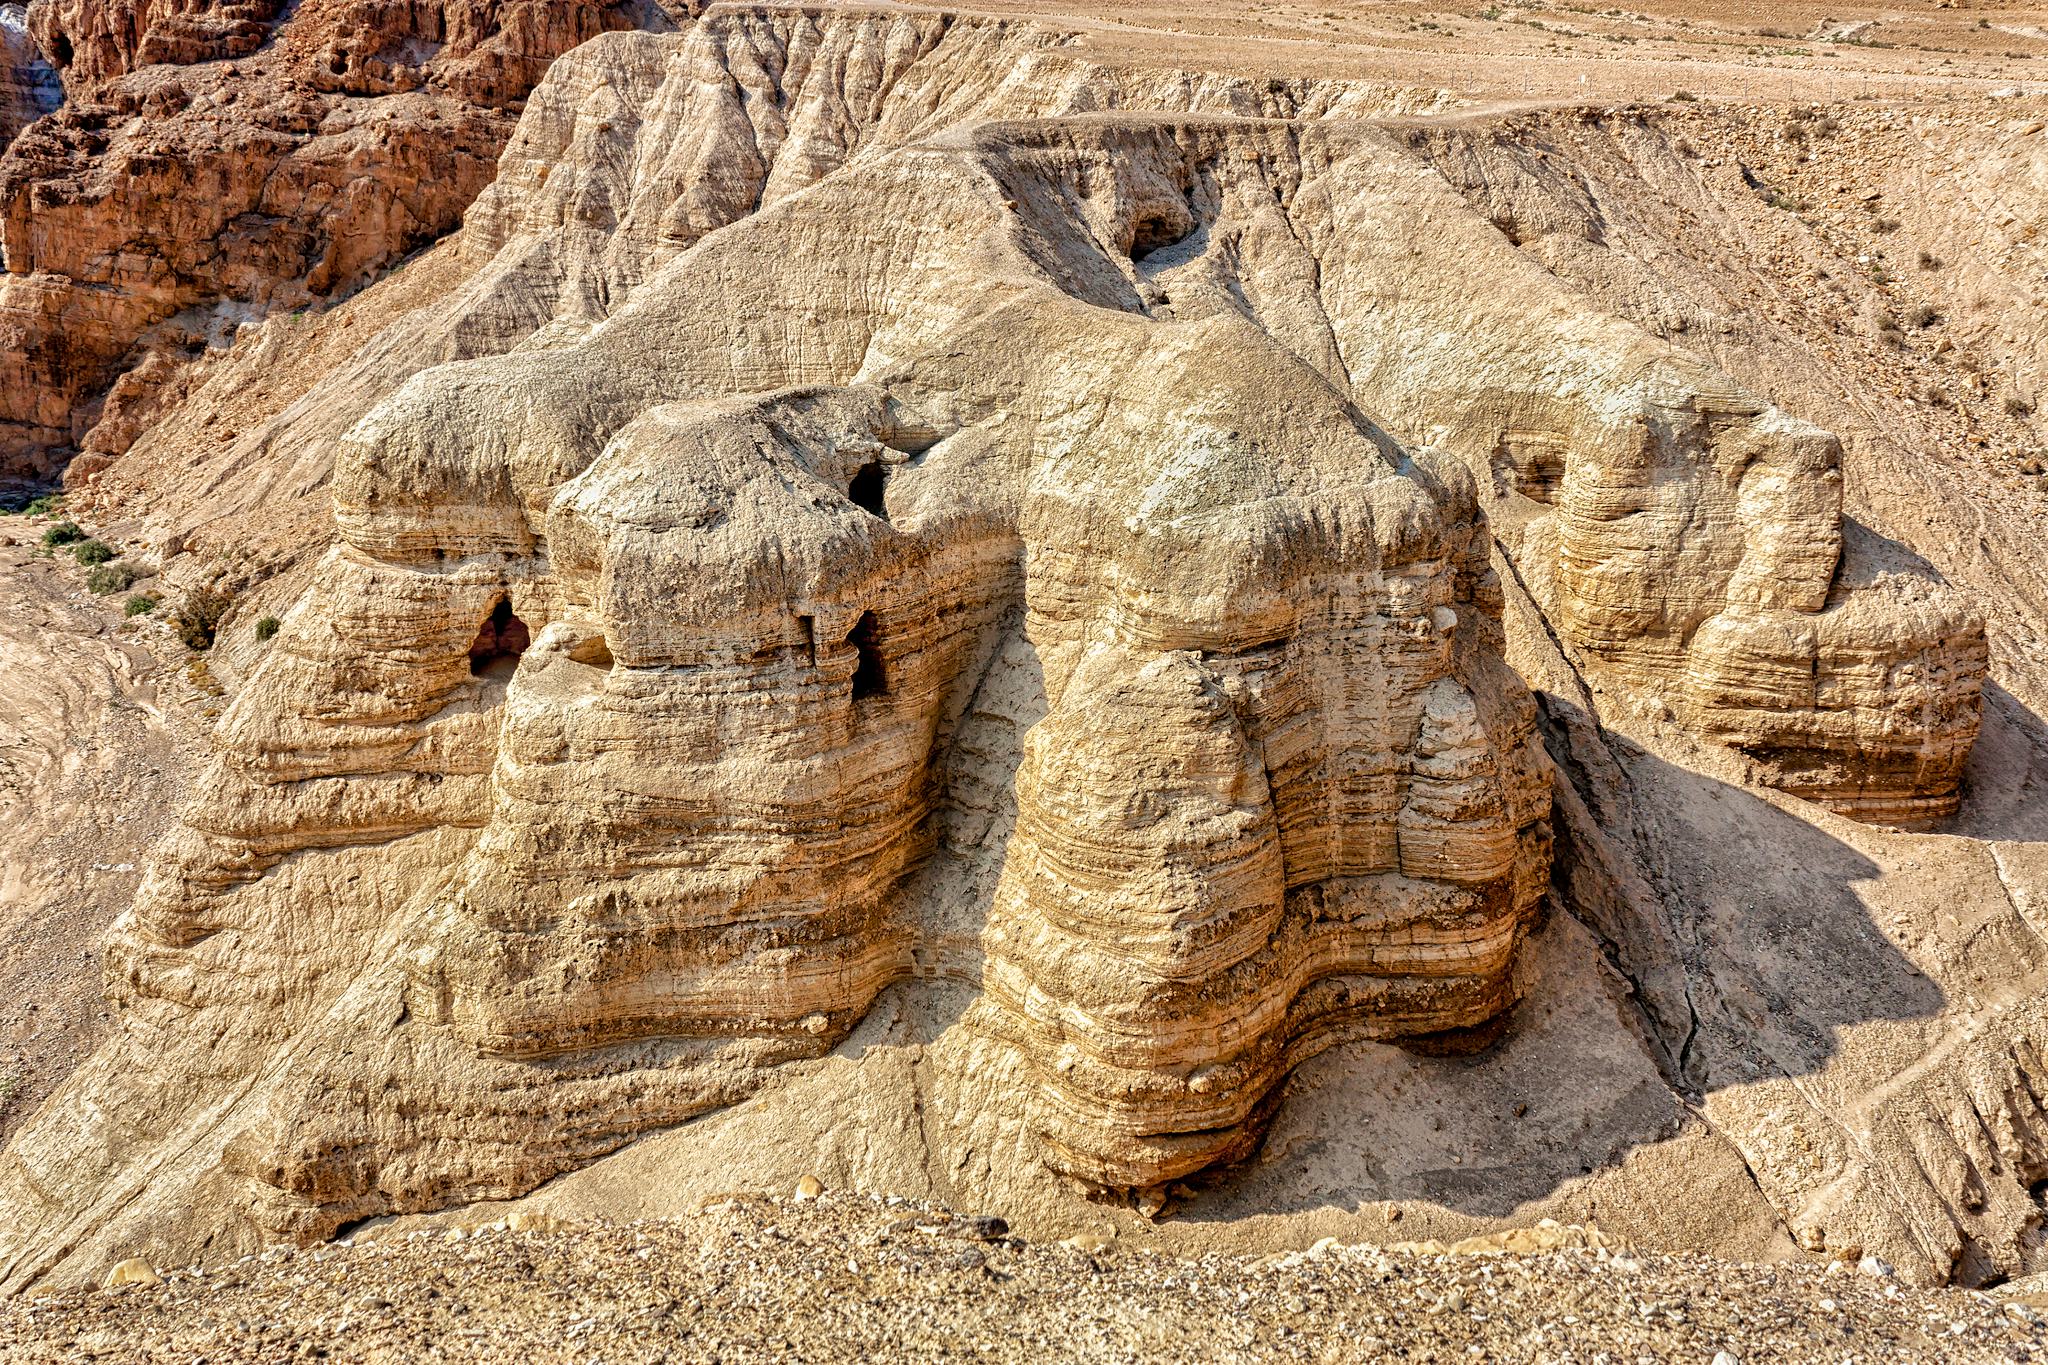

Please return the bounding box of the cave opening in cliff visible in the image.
[1130,213,1187,260]
[469,597,531,679]
[849,611,886,700]
[849,461,888,519]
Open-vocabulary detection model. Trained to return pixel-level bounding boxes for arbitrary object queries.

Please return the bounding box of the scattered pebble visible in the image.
[0,1198,2036,1363]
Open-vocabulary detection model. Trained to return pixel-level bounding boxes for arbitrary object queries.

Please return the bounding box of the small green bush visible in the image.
[124,594,157,617]
[254,615,281,642]
[1,491,62,516]
[40,521,83,548]
[72,538,115,566]
[170,586,232,651]
[86,562,137,595]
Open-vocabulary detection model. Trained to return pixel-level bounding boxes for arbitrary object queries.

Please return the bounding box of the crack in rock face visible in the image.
[0,10,1989,1290]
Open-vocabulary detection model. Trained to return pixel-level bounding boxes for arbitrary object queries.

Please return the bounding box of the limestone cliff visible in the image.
[0,4,2025,1297]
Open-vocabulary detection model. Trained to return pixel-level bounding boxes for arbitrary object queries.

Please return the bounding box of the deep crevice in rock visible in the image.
[849,611,886,700]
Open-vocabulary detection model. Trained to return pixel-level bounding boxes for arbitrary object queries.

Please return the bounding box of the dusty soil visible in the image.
[3,1194,2043,1363]
[0,509,201,1145]
[950,0,2048,102]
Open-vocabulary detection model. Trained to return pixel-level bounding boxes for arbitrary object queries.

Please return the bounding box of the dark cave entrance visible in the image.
[848,611,886,701]
[469,597,531,679]
[1130,212,1188,260]
[849,461,888,519]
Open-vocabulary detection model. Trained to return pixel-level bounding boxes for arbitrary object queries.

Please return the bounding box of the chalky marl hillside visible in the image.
[0,0,2046,1356]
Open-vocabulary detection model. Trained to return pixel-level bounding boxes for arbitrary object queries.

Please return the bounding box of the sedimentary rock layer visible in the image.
[320,137,1556,1192]
[1031,119,1985,825]
[0,8,1990,1290]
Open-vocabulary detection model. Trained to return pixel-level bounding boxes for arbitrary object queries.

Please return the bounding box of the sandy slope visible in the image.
[0,520,200,1145]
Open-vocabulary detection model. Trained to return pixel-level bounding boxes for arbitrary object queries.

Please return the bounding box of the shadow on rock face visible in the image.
[1529,687,2048,1284]
[1616,745,1938,1083]
[1162,739,1938,1242]
[1950,682,2048,845]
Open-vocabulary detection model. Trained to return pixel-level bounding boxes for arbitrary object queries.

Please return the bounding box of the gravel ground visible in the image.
[2,1195,2042,1363]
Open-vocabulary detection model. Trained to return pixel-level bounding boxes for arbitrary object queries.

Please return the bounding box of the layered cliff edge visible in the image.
[0,0,2045,1300]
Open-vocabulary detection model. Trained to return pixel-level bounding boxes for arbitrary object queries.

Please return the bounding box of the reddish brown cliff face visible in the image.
[0,0,681,481]
[28,1,286,87]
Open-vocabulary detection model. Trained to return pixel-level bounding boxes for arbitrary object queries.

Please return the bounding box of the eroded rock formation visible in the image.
[170,150,1555,1210]
[1043,120,1986,827]
[27,2,282,87]
[0,0,685,479]
[0,7,2002,1292]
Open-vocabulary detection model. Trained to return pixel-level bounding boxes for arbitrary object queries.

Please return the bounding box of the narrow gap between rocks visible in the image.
[849,611,886,700]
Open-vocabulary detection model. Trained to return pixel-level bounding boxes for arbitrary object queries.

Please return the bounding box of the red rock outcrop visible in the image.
[0,0,683,480]
[28,1,283,87]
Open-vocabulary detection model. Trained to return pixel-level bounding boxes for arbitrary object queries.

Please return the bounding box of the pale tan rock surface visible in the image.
[3,0,2048,1310]
[27,89,1558,1265]
[0,522,210,1149]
